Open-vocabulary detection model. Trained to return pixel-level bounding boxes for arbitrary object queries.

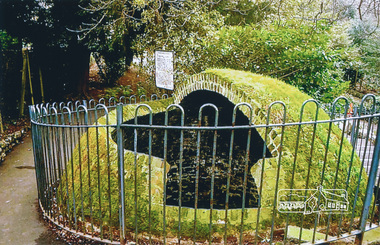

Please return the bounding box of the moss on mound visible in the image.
[200,69,366,225]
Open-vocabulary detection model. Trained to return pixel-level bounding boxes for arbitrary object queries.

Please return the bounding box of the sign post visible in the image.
[155,50,174,90]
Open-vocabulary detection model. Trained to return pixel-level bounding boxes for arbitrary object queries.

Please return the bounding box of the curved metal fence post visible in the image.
[267,101,287,244]
[59,102,65,112]
[164,104,185,245]
[116,103,126,245]
[140,94,147,103]
[194,103,219,245]
[29,106,41,200]
[130,95,136,104]
[99,98,105,105]
[109,97,116,106]
[133,104,153,244]
[324,97,350,240]
[234,103,253,245]
[89,99,96,109]
[349,95,377,233]
[360,115,380,234]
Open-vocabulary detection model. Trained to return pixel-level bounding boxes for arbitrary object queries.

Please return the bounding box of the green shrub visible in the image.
[197,22,353,102]
[104,85,133,99]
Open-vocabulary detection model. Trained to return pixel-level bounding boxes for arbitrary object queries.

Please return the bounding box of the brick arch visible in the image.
[174,73,283,158]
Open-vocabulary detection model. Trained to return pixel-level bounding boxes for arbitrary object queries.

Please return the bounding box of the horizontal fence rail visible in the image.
[29,94,380,244]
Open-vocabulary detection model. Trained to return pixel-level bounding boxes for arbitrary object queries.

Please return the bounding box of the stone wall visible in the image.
[0,129,28,162]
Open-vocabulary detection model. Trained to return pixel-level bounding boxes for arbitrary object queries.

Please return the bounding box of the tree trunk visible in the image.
[353,69,358,89]
[19,49,27,117]
[73,49,91,97]
[26,50,34,105]
[0,109,3,134]
[93,52,107,81]
[39,67,45,103]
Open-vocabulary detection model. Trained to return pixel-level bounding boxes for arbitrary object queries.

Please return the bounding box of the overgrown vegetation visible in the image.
[73,0,378,102]
[198,23,353,102]
[104,85,132,99]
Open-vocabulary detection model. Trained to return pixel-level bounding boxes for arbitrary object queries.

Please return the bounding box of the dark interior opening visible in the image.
[115,90,272,209]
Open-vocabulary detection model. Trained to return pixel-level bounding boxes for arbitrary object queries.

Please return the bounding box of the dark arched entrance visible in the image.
[119,90,272,209]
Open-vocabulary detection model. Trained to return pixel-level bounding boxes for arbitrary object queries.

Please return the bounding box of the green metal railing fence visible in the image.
[29,94,380,244]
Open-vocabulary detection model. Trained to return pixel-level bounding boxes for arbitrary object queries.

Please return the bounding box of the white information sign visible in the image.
[155,50,174,90]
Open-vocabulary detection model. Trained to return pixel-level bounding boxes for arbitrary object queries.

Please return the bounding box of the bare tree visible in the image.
[357,0,380,34]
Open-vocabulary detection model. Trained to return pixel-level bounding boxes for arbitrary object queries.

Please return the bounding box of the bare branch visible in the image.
[66,12,107,40]
[358,0,364,20]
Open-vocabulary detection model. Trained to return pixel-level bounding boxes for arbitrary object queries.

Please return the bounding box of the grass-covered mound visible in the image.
[57,99,173,236]
[198,69,367,226]
[58,69,367,241]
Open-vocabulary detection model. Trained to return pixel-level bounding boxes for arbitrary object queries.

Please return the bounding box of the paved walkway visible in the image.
[0,133,65,245]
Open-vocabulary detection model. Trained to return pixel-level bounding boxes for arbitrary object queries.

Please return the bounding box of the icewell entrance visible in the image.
[120,90,272,209]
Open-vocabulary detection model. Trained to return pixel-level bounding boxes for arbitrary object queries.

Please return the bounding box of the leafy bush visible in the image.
[361,37,380,90]
[104,85,133,99]
[196,22,352,102]
[0,30,18,52]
